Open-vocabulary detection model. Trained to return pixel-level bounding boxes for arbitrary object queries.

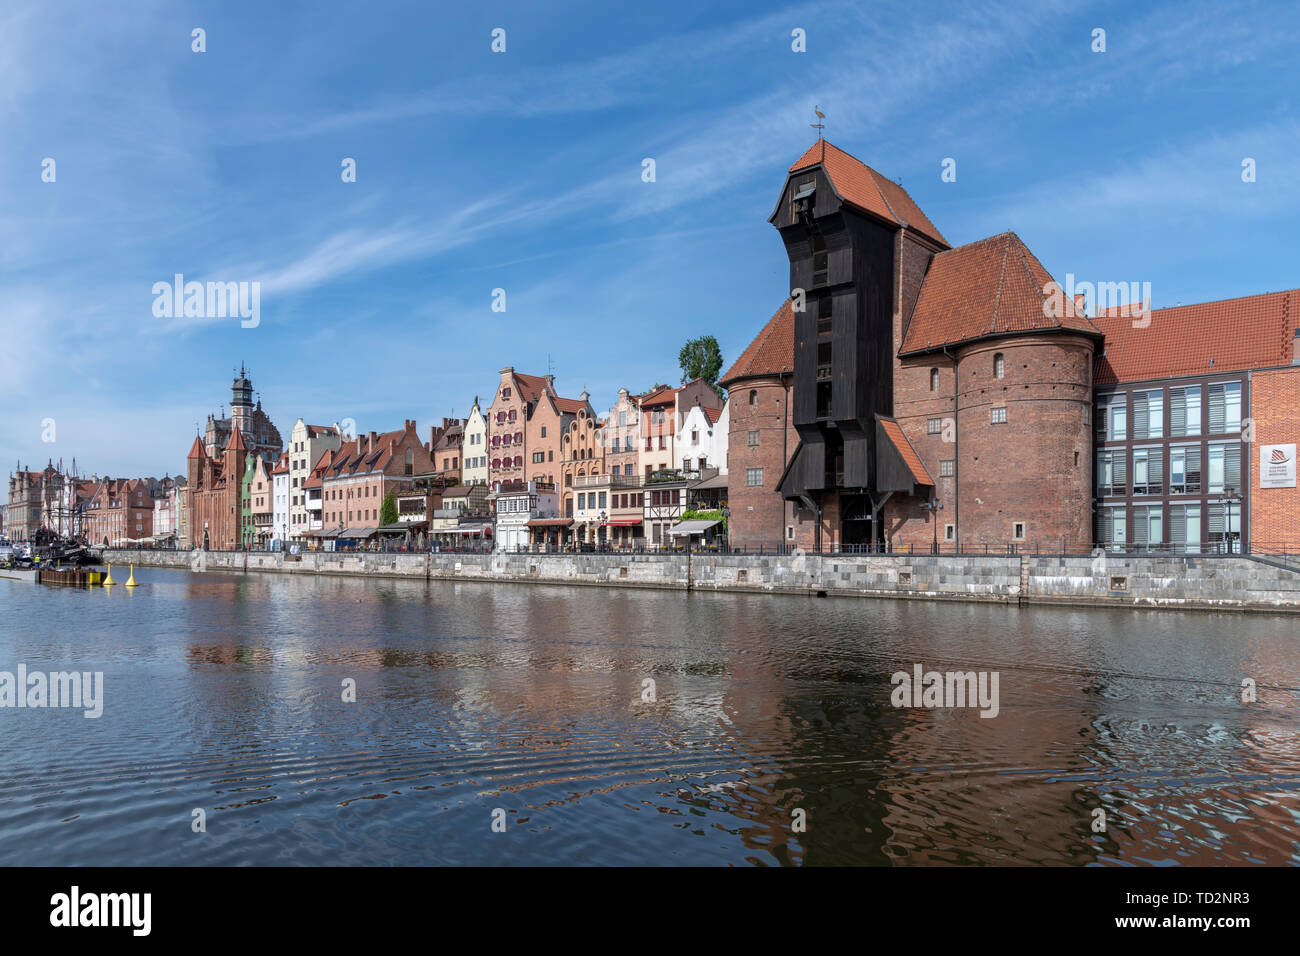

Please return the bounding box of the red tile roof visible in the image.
[512,372,550,404]
[186,436,207,459]
[721,299,795,386]
[899,232,1101,356]
[878,418,934,486]
[1094,289,1297,385]
[702,407,723,424]
[787,141,948,247]
[552,396,588,414]
[225,426,247,452]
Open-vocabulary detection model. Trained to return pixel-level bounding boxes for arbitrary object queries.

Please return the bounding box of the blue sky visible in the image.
[2,0,1297,479]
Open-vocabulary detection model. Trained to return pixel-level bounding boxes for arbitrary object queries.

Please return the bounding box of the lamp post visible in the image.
[921,499,944,554]
[1223,485,1241,554]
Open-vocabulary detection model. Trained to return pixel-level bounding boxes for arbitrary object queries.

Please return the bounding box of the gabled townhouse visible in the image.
[430,418,464,482]
[249,455,274,548]
[84,477,155,548]
[677,398,729,476]
[272,452,290,547]
[526,387,588,489]
[638,379,724,481]
[487,367,552,489]
[287,420,342,543]
[462,399,489,486]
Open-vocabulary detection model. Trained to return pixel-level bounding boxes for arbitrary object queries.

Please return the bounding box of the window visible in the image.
[944,524,955,541]
[533,452,544,464]
[747,429,759,446]
[930,368,939,391]
[1207,442,1241,493]
[1132,389,1164,439]
[1132,447,1163,495]
[541,426,546,438]
[927,418,942,434]
[939,460,954,477]
[1169,444,1201,493]
[1098,394,1126,441]
[691,429,699,443]
[1012,522,1026,541]
[1132,504,1163,549]
[1208,382,1241,434]
[991,407,1007,424]
[746,468,763,487]
[749,390,757,407]
[1096,448,1127,497]
[1170,386,1201,437]
[1095,504,1127,551]
[578,493,586,509]
[993,353,1005,379]
[1169,503,1201,553]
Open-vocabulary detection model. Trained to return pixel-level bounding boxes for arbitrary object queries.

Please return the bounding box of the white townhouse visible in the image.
[676,399,729,475]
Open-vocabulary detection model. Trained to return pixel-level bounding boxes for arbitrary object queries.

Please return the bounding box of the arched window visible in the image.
[749,389,757,407]
[994,353,1005,379]
[929,368,939,392]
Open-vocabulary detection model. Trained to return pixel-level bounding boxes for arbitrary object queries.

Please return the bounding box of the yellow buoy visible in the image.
[126,564,137,588]
[103,563,115,586]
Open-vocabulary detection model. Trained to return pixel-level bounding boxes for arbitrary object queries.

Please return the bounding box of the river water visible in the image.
[1,566,1297,866]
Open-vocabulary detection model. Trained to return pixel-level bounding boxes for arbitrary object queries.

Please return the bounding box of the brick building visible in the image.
[186,426,246,550]
[728,140,1299,553]
[202,365,283,465]
[83,476,155,548]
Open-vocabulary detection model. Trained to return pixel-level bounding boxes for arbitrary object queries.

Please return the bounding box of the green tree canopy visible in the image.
[380,489,398,526]
[678,336,724,392]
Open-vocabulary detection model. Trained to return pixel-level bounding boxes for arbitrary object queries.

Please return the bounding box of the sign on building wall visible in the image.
[1259,444,1297,489]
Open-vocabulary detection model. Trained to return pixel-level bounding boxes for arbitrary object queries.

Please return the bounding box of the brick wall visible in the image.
[1250,365,1300,549]
[726,376,795,548]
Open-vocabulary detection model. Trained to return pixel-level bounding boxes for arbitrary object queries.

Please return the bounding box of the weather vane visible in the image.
[811,105,826,140]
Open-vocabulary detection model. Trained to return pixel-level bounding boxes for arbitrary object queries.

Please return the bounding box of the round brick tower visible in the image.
[955,334,1095,551]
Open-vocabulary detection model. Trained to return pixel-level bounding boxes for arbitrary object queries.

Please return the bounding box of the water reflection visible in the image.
[0,567,1297,866]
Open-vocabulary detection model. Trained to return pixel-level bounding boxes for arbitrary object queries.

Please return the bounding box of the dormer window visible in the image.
[792,179,815,218]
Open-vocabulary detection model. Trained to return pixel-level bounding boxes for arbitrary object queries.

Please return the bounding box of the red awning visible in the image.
[607,519,642,526]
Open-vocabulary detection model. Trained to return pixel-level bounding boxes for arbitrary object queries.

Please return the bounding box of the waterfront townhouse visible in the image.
[316,420,436,547]
[272,453,290,546]
[430,484,492,549]
[527,388,588,489]
[462,399,489,486]
[556,393,601,510]
[643,474,688,548]
[638,380,724,481]
[677,399,729,476]
[491,479,560,552]
[430,417,464,481]
[605,389,642,479]
[249,455,273,548]
[287,420,342,543]
[487,368,552,489]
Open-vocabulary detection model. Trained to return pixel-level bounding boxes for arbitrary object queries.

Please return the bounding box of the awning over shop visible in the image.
[379,521,423,533]
[607,519,642,527]
[452,524,492,535]
[307,528,340,538]
[668,519,721,536]
[526,519,573,528]
[340,527,378,539]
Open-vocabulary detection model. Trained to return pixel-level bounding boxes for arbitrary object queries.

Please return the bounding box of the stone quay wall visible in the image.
[99,549,1300,614]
